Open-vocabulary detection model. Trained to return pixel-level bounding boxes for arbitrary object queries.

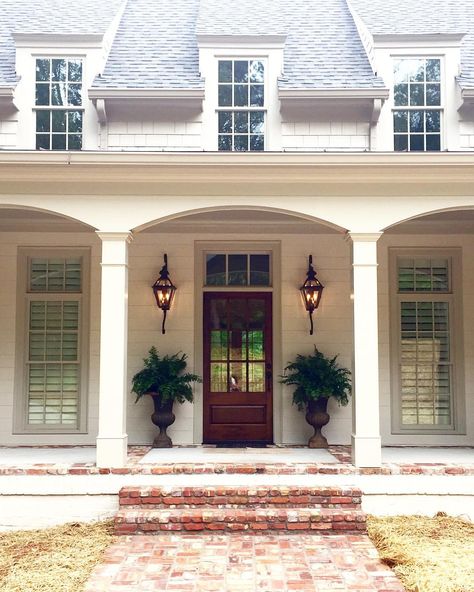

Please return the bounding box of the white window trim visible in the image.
[389,247,465,435]
[13,248,90,434]
[391,55,445,151]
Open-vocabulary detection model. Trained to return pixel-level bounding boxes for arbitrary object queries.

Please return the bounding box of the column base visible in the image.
[96,435,128,468]
[351,434,382,467]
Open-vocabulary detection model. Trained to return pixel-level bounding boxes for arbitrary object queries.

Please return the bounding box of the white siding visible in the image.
[281,119,370,151]
[106,117,203,151]
[0,116,18,149]
[459,118,474,149]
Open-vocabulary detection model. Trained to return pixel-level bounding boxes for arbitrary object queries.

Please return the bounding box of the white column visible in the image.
[349,233,382,467]
[96,231,133,467]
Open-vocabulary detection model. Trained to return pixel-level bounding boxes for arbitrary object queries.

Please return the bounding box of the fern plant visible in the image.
[132,347,202,404]
[280,347,351,410]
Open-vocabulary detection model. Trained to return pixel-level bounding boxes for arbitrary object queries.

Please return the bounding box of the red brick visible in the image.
[183,523,205,531]
[287,523,310,530]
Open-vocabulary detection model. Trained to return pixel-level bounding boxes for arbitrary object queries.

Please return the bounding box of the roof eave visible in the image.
[278,88,390,100]
[372,33,466,47]
[460,87,474,107]
[88,88,205,100]
[0,87,15,99]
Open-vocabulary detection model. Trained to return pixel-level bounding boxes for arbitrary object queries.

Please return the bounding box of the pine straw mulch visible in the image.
[367,514,474,592]
[0,521,114,592]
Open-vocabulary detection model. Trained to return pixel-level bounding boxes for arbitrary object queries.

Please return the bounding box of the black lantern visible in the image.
[300,255,324,335]
[152,254,176,334]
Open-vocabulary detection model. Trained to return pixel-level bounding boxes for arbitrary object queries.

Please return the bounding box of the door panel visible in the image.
[203,292,273,444]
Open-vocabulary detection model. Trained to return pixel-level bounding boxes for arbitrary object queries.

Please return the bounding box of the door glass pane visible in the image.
[230,362,246,391]
[228,255,247,285]
[248,331,264,360]
[206,254,226,285]
[248,363,265,392]
[210,363,228,392]
[250,255,270,285]
[229,299,246,329]
[211,330,228,360]
[229,331,246,360]
[209,299,227,330]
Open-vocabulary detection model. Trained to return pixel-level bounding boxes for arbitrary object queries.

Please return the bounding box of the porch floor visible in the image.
[0,445,473,475]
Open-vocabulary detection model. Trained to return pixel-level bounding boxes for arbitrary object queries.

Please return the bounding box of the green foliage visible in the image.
[280,347,351,411]
[132,346,202,405]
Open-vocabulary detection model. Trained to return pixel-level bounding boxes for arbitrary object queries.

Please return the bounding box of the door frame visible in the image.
[193,240,282,445]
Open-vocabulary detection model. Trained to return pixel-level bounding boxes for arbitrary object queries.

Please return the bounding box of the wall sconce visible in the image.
[152,254,176,334]
[300,255,324,335]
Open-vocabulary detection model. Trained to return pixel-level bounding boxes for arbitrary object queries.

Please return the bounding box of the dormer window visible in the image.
[217,60,265,151]
[393,58,441,151]
[35,58,83,150]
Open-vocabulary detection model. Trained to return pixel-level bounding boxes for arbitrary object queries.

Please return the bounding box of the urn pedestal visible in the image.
[305,398,330,448]
[150,395,175,448]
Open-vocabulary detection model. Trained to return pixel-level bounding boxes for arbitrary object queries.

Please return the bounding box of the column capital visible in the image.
[347,232,383,243]
[96,231,134,243]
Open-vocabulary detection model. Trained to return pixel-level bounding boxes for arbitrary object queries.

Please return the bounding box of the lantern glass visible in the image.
[301,281,323,312]
[153,280,175,310]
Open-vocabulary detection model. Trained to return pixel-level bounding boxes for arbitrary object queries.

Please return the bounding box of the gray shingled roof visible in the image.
[197,0,384,89]
[93,0,203,90]
[349,0,474,89]
[1,0,474,91]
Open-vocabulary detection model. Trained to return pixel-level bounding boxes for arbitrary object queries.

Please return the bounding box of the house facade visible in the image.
[0,0,473,467]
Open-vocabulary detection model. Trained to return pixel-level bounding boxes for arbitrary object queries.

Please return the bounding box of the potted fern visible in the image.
[280,347,351,448]
[132,347,201,448]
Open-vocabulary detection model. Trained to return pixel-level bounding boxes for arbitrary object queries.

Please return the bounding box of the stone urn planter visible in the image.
[280,347,351,449]
[132,347,201,448]
[305,398,330,448]
[150,395,175,448]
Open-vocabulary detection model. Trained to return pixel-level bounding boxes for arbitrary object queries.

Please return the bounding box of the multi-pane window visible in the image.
[217,60,265,151]
[25,257,83,428]
[35,58,83,150]
[396,257,453,428]
[206,253,270,286]
[393,58,441,151]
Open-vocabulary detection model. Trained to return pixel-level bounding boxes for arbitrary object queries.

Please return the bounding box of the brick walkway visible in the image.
[85,534,405,592]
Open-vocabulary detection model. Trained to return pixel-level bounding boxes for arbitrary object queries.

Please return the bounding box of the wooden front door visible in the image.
[203,292,273,444]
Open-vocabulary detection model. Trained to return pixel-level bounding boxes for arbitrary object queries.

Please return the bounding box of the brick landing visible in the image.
[85,533,405,592]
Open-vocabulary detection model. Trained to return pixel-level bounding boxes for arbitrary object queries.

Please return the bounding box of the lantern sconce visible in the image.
[300,255,324,335]
[152,254,176,334]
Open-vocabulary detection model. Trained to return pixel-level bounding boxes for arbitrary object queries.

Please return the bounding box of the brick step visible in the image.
[119,485,362,510]
[114,507,367,535]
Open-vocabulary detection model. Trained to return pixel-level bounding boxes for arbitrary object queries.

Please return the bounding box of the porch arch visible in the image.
[0,203,97,231]
[382,204,474,233]
[131,205,348,234]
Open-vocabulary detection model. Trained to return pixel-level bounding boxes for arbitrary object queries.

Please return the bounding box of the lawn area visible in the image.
[368,514,474,592]
[0,521,114,592]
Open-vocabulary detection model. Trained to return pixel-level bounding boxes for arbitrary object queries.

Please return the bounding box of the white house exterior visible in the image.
[0,0,473,468]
